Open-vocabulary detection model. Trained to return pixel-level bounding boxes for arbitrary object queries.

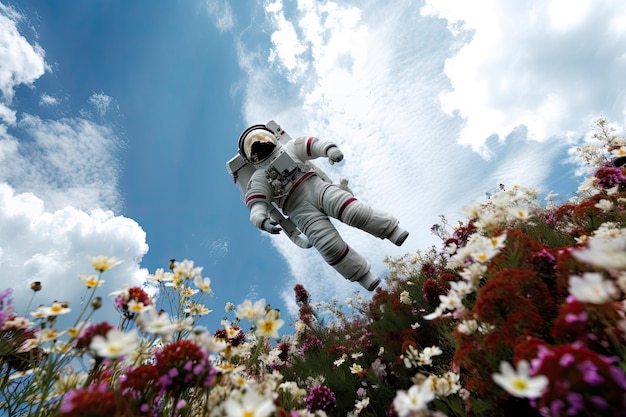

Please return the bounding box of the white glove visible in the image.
[262,218,282,234]
[327,147,344,164]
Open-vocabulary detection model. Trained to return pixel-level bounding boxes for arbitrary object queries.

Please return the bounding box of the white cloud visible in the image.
[0,114,122,212]
[0,3,47,103]
[232,1,606,316]
[421,0,626,155]
[89,92,113,117]
[204,0,235,32]
[39,93,59,107]
[0,182,149,323]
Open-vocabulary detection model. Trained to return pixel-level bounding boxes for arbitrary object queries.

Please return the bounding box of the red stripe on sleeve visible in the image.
[306,137,314,156]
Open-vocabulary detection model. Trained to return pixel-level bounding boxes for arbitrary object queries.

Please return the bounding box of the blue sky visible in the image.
[1,0,625,332]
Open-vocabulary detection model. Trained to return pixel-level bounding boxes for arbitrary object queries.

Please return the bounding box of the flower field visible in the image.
[1,119,625,416]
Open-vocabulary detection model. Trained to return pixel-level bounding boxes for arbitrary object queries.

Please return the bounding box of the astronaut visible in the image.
[235,123,409,291]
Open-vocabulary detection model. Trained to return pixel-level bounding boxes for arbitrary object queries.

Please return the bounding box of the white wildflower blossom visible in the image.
[568,272,619,304]
[595,199,614,212]
[457,319,479,335]
[573,235,626,269]
[392,384,435,416]
[492,360,548,399]
[399,291,412,304]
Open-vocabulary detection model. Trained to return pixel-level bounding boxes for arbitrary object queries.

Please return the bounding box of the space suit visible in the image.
[233,123,409,291]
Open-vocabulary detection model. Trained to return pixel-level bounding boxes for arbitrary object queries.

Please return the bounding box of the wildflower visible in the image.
[59,383,126,416]
[236,298,266,322]
[78,274,105,288]
[568,273,618,304]
[334,353,347,367]
[594,166,626,189]
[223,388,276,417]
[418,346,443,366]
[492,360,548,399]
[136,307,178,341]
[75,321,114,349]
[179,285,199,298]
[507,205,531,220]
[255,311,285,339]
[3,315,34,331]
[111,286,153,314]
[573,235,626,269]
[194,275,213,294]
[595,199,614,212]
[351,351,363,359]
[225,302,235,312]
[278,381,308,400]
[392,384,435,416]
[127,299,149,313]
[353,397,370,415]
[37,328,65,343]
[88,255,121,272]
[154,339,214,395]
[90,329,139,359]
[350,363,365,375]
[457,319,479,335]
[426,372,461,397]
[187,302,212,316]
[173,259,203,280]
[146,267,169,282]
[294,283,311,306]
[399,290,412,304]
[33,302,71,318]
[449,280,474,296]
[90,297,102,310]
[306,385,336,414]
[610,146,626,158]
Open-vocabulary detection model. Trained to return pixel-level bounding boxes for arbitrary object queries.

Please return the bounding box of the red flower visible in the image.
[294,284,310,307]
[154,340,214,395]
[422,278,447,305]
[59,383,128,417]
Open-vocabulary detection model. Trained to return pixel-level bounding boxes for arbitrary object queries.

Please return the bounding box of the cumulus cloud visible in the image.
[230,1,611,315]
[421,0,626,155]
[0,183,148,323]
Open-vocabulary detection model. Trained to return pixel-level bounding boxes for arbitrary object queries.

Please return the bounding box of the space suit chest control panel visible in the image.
[265,148,310,196]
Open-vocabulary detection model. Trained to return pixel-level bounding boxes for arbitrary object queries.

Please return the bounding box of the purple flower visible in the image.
[559,353,575,367]
[610,365,626,389]
[306,385,336,413]
[594,166,626,189]
[578,360,603,385]
[566,392,584,415]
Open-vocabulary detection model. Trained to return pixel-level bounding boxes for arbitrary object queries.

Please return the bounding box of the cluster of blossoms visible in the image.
[1,119,626,416]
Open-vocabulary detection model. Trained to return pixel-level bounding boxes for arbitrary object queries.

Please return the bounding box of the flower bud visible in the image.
[91,297,103,310]
[30,281,42,292]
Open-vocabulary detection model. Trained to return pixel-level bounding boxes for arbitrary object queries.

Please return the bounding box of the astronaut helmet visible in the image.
[238,125,280,164]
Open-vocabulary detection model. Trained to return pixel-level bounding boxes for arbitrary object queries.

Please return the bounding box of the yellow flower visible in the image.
[88,255,121,272]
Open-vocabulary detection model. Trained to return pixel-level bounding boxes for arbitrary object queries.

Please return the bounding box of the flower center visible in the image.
[512,378,528,391]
